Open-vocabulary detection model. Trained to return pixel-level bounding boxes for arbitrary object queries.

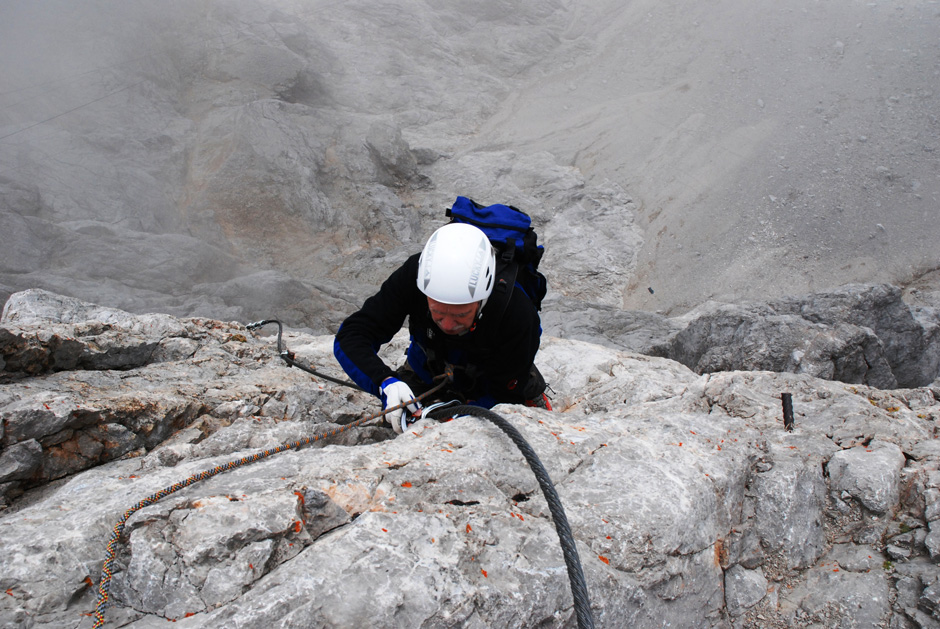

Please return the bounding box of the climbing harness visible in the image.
[90,321,595,629]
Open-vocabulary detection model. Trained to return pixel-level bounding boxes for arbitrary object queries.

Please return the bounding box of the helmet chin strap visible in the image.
[476,296,488,319]
[455,301,485,337]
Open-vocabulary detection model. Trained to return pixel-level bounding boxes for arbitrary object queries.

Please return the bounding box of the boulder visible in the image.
[650,284,940,389]
[827,441,907,514]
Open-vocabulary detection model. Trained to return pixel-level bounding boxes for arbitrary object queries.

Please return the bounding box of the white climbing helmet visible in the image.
[417,223,496,305]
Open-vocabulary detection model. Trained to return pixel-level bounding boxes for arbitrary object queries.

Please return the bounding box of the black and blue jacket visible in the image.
[333,253,542,408]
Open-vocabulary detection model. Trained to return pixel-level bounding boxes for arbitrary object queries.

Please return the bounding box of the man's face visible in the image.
[427,297,480,335]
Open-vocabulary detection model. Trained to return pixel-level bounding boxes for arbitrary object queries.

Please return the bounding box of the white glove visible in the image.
[380,378,421,434]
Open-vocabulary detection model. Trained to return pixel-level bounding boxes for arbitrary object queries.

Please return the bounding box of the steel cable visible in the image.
[246,319,364,391]
[426,405,595,629]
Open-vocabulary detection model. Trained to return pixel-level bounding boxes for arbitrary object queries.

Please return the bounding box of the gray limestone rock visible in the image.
[751,449,828,570]
[540,296,681,354]
[724,564,768,616]
[782,284,938,389]
[1,290,939,628]
[927,521,940,561]
[826,543,885,573]
[827,441,907,514]
[0,439,42,483]
[684,306,893,387]
[646,284,940,391]
[779,567,892,628]
[925,488,940,523]
[922,580,940,618]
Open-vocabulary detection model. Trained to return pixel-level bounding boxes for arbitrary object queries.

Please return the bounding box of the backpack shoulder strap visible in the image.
[481,260,518,326]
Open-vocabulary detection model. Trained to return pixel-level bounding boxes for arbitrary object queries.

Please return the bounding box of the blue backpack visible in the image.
[446,196,548,313]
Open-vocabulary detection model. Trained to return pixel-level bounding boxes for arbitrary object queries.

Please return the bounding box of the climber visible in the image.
[333,222,551,433]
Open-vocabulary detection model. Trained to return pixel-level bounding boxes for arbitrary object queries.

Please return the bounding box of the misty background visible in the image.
[1,0,938,334]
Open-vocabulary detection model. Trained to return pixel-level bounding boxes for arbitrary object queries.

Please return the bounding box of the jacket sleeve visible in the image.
[333,255,421,398]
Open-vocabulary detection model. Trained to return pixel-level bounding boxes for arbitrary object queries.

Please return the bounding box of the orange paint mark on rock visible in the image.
[598,556,610,565]
[466,523,472,533]
[293,521,303,533]
[481,569,488,578]
[401,482,412,488]
[381,528,388,533]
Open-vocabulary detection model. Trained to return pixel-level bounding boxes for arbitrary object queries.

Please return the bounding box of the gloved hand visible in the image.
[380,377,421,434]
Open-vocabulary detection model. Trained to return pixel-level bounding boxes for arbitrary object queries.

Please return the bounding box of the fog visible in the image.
[1,0,938,329]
